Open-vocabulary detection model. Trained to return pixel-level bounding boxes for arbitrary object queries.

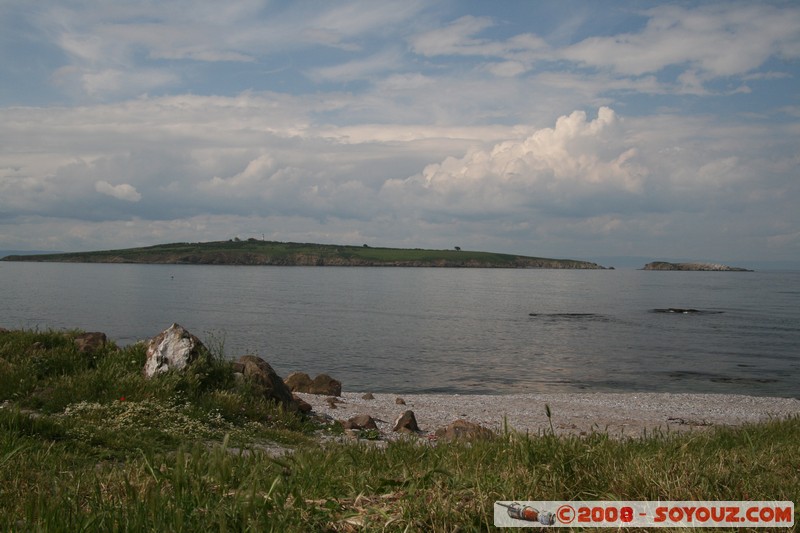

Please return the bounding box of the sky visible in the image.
[1,0,799,266]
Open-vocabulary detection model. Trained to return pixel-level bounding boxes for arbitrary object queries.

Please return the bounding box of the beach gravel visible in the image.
[295,392,800,439]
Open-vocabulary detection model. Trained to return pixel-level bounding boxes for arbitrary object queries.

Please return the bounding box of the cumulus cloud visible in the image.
[94,181,142,202]
[382,107,647,217]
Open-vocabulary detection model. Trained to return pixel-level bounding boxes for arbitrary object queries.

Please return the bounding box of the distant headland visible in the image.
[642,261,753,272]
[1,239,607,269]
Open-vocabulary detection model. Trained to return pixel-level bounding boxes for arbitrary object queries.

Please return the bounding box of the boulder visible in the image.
[284,372,313,391]
[434,419,495,442]
[237,355,297,412]
[343,414,378,430]
[309,374,342,396]
[74,332,107,354]
[395,397,406,405]
[393,410,420,433]
[285,372,342,396]
[362,392,375,400]
[144,323,204,378]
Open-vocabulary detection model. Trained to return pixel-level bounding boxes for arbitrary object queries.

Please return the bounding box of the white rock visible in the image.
[143,323,203,378]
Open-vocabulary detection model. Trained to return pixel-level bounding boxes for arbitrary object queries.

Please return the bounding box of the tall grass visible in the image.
[1,329,798,531]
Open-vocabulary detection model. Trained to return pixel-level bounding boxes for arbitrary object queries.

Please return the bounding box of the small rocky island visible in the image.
[642,261,753,272]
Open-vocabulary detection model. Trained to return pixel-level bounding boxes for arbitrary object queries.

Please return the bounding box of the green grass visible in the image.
[1,329,797,531]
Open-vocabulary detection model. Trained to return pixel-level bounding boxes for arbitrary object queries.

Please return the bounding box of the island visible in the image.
[1,239,607,269]
[642,261,752,272]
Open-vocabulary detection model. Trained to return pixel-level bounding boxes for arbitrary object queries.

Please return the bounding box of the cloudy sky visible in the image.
[1,1,799,266]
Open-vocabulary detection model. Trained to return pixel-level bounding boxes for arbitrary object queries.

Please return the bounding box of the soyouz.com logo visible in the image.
[493,501,794,528]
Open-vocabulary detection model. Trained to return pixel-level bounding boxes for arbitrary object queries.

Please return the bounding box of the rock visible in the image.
[642,261,752,272]
[284,372,342,396]
[144,323,204,378]
[343,414,378,430]
[393,410,420,433]
[237,355,297,412]
[326,398,338,409]
[434,419,495,442]
[651,308,723,315]
[292,394,312,413]
[395,397,406,405]
[309,374,342,396]
[284,371,313,391]
[362,392,375,400]
[73,332,107,353]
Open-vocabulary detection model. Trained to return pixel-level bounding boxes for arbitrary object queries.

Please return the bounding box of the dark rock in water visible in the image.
[343,414,378,430]
[144,323,204,377]
[434,419,495,442]
[393,410,420,433]
[651,308,724,314]
[529,313,598,317]
[237,355,298,412]
[74,332,107,353]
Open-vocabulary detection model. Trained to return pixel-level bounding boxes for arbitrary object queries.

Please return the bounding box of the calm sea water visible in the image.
[1,262,798,398]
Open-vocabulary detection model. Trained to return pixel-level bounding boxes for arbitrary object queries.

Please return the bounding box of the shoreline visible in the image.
[296,391,800,439]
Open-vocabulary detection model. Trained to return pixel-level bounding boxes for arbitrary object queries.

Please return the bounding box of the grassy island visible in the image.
[1,329,797,530]
[1,240,606,269]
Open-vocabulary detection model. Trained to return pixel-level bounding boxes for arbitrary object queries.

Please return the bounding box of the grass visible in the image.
[1,329,798,531]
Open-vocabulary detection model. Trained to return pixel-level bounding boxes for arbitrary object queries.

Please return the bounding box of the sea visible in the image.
[1,262,798,398]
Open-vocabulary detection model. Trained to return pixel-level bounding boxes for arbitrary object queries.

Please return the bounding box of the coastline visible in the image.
[296,391,800,439]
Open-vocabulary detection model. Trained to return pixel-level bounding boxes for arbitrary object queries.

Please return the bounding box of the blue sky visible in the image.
[1,0,799,266]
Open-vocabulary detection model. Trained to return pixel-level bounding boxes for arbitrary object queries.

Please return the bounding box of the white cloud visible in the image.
[410,15,496,57]
[409,14,549,78]
[2,92,798,259]
[307,49,404,83]
[382,107,647,217]
[561,4,800,78]
[95,181,142,202]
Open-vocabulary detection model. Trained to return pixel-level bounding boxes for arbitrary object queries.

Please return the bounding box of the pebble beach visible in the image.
[295,391,800,439]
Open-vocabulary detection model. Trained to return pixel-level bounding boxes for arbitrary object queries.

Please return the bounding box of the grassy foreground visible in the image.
[1,329,797,532]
